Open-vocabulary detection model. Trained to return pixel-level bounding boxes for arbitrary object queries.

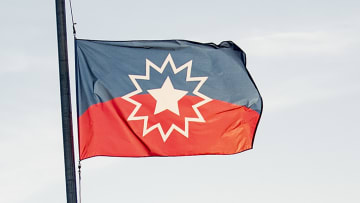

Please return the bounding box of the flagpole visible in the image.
[55,0,78,202]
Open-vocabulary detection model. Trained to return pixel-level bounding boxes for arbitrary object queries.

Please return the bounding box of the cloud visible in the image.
[241,31,359,56]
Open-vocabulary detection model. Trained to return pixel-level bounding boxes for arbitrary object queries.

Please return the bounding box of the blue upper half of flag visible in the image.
[75,39,262,116]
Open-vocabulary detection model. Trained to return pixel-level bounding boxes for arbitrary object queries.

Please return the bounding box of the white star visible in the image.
[148,77,188,115]
[122,53,212,142]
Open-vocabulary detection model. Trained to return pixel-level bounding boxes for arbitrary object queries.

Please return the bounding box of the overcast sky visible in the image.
[0,0,359,202]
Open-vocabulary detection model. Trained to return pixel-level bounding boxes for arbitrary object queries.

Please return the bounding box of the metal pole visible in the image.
[55,0,78,202]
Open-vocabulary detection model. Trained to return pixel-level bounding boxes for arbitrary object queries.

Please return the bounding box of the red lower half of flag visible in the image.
[78,95,260,160]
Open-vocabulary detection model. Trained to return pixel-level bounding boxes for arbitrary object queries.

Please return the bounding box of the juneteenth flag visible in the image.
[75,39,263,160]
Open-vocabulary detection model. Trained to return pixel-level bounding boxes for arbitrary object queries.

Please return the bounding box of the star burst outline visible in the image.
[122,53,212,142]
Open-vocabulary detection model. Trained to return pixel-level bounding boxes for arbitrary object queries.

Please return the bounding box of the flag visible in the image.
[75,39,262,160]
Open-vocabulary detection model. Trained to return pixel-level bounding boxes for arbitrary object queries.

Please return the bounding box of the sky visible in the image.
[0,0,359,202]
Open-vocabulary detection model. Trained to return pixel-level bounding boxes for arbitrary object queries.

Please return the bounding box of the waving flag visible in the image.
[76,39,262,160]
